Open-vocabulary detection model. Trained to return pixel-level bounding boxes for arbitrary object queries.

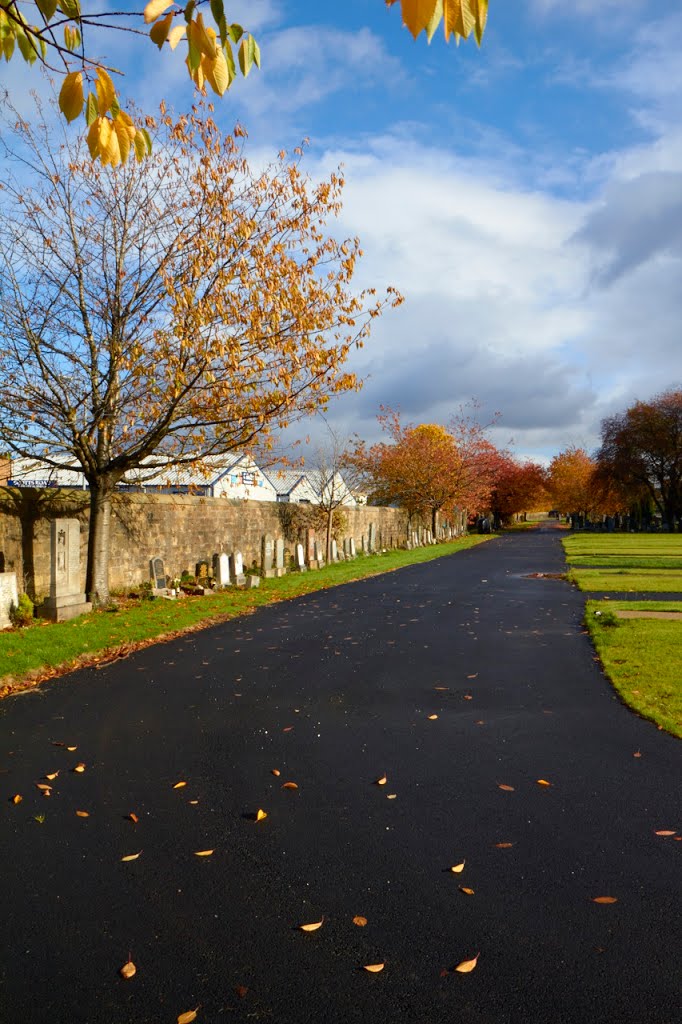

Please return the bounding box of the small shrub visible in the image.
[10,592,34,627]
[593,609,619,628]
[139,580,154,601]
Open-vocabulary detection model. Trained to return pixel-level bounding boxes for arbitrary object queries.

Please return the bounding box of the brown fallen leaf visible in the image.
[255,809,268,822]
[76,810,89,818]
[235,985,248,999]
[52,741,65,747]
[428,714,438,720]
[194,849,214,857]
[353,915,368,927]
[281,782,299,790]
[459,887,475,895]
[536,779,551,787]
[450,861,465,873]
[495,842,514,849]
[498,784,515,792]
[374,774,387,786]
[475,720,485,726]
[119,959,136,980]
[654,830,676,836]
[298,919,324,932]
[454,952,479,973]
[45,772,59,781]
[283,726,294,733]
[363,963,384,973]
[463,694,473,700]
[271,769,281,777]
[173,781,187,789]
[177,1011,198,1024]
[128,813,139,824]
[633,751,642,758]
[592,896,617,904]
[434,686,448,691]
[467,674,478,679]
[121,852,142,862]
[73,763,86,773]
[11,794,22,805]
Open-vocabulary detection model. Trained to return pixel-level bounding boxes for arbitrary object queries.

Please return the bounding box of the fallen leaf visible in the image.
[633,751,642,758]
[434,686,448,691]
[177,1011,198,1024]
[194,849,214,857]
[73,763,86,773]
[11,794,22,805]
[189,800,199,805]
[475,720,485,726]
[34,814,45,824]
[52,741,65,747]
[35,783,52,792]
[592,896,617,904]
[45,772,59,781]
[281,782,298,790]
[298,919,324,932]
[498,784,514,792]
[353,916,368,927]
[459,887,475,895]
[255,809,267,822]
[374,775,387,786]
[428,714,438,720]
[654,830,676,836]
[454,953,479,973]
[119,959,136,980]
[67,746,77,752]
[536,779,551,786]
[128,813,139,824]
[463,694,473,700]
[271,769,281,777]
[467,674,478,679]
[450,862,465,873]
[121,852,142,862]
[363,963,384,973]
[283,726,294,733]
[386,794,397,800]
[495,842,514,849]
[76,810,89,818]
[235,985,248,999]
[173,781,187,789]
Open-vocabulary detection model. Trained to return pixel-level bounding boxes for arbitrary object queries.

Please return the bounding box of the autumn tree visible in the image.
[304,426,363,563]
[489,458,548,526]
[546,446,622,522]
[0,102,401,603]
[597,389,682,530]
[0,1,487,163]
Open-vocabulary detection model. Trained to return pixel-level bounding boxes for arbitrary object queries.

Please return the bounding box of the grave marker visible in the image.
[40,519,92,621]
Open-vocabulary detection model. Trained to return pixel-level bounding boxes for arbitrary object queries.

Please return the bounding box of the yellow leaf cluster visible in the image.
[386,0,488,45]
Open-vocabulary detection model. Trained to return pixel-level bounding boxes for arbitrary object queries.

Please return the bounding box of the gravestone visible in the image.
[213,552,231,588]
[195,560,210,586]
[274,538,286,577]
[245,575,260,589]
[40,519,92,622]
[314,540,324,567]
[295,543,307,572]
[331,539,339,562]
[150,555,166,592]
[343,538,349,558]
[229,550,246,587]
[349,538,356,558]
[306,529,316,566]
[361,535,368,555]
[412,531,419,548]
[368,523,377,553]
[261,534,276,578]
[0,572,18,630]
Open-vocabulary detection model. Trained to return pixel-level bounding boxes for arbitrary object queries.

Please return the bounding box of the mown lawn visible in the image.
[0,535,492,695]
[568,567,682,592]
[586,600,682,738]
[563,534,682,559]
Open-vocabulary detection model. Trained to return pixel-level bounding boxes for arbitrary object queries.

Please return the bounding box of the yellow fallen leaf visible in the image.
[76,810,89,818]
[654,830,676,836]
[119,959,136,979]
[428,714,438,720]
[177,1010,198,1024]
[73,762,86,773]
[459,886,475,895]
[194,849,214,857]
[633,750,642,758]
[255,809,267,822]
[35,783,52,792]
[498,784,514,792]
[363,963,385,973]
[173,781,187,789]
[128,812,139,823]
[495,842,514,849]
[386,794,397,800]
[298,919,324,932]
[45,772,59,780]
[121,852,142,862]
[11,794,22,805]
[450,861,465,873]
[281,781,299,790]
[271,769,281,777]
[189,800,199,805]
[374,775,387,786]
[536,779,551,786]
[353,915,368,927]
[455,952,479,973]
[434,686,448,691]
[592,896,617,904]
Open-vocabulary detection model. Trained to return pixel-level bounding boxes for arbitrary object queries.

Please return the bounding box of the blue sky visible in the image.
[3,1,681,461]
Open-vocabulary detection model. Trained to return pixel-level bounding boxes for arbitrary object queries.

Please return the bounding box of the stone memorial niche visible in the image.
[213,552,231,588]
[349,538,357,558]
[295,543,307,572]
[368,523,377,553]
[40,519,92,622]
[331,539,339,562]
[261,534,276,579]
[0,571,18,630]
[229,550,246,587]
[274,538,286,577]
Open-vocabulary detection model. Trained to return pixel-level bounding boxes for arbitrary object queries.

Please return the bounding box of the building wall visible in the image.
[0,490,412,598]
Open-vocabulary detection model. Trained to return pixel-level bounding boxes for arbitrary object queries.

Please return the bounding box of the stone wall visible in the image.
[0,490,413,598]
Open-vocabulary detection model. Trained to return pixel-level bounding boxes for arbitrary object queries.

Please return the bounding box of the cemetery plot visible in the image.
[563,534,682,592]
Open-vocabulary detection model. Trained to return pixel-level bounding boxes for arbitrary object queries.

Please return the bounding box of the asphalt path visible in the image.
[1,526,680,1024]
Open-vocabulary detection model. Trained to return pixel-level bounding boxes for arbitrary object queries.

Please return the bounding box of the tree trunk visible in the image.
[86,481,113,605]
[431,507,438,536]
[326,507,334,563]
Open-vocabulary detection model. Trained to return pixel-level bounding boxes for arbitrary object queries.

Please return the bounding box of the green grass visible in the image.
[568,567,682,592]
[0,535,492,694]
[586,600,682,738]
[567,555,682,569]
[563,535,682,558]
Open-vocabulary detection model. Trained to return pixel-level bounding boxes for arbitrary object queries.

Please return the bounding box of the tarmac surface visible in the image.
[1,525,680,1024]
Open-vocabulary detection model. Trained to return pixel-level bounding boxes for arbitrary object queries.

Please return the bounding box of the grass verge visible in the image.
[563,535,682,559]
[585,600,682,738]
[0,535,492,698]
[568,567,682,592]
